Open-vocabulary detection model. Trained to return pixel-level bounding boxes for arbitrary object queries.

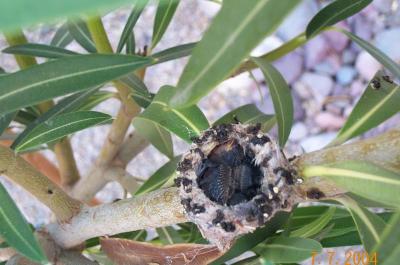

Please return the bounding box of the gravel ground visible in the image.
[0,0,399,263]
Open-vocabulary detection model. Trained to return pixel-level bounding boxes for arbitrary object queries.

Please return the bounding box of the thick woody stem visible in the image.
[4,30,81,187]
[49,128,400,248]
[0,146,82,221]
[71,17,147,201]
[293,127,400,172]
[48,188,186,249]
[71,131,148,201]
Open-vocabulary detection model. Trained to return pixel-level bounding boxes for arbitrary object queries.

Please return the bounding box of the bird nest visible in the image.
[175,123,304,250]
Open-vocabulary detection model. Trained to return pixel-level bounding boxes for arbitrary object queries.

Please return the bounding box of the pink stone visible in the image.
[315,112,346,130]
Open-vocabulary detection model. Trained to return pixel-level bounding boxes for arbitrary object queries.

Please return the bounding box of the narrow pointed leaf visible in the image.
[0,0,150,32]
[214,104,275,132]
[151,0,179,49]
[372,212,400,265]
[126,32,136,55]
[11,87,100,149]
[68,19,97,53]
[3,43,79,59]
[170,0,299,108]
[156,226,184,244]
[306,0,372,38]
[136,86,209,142]
[14,111,112,153]
[135,155,181,195]
[0,112,16,136]
[291,207,336,238]
[133,119,173,158]
[51,23,74,48]
[236,33,307,75]
[0,54,152,115]
[252,57,293,146]
[330,71,400,146]
[303,161,400,208]
[117,0,148,53]
[14,111,37,126]
[120,74,154,108]
[256,237,322,263]
[335,196,386,251]
[334,28,400,79]
[78,91,115,111]
[152,42,196,64]
[0,183,46,263]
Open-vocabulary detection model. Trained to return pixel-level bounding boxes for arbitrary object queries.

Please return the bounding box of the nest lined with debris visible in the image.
[175,123,304,250]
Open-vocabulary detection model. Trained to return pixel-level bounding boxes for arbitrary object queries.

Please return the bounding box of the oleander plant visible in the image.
[0,0,399,264]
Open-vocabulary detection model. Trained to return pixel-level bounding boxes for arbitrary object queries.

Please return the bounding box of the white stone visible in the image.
[305,36,330,68]
[300,132,338,152]
[374,28,400,62]
[355,51,382,80]
[273,52,303,84]
[300,72,333,103]
[289,122,308,142]
[315,112,346,130]
[277,0,318,41]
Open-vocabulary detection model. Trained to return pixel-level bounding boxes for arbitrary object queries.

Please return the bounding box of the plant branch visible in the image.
[71,130,148,201]
[4,30,81,187]
[49,128,400,247]
[0,145,82,221]
[48,188,186,249]
[293,127,400,172]
[71,17,146,201]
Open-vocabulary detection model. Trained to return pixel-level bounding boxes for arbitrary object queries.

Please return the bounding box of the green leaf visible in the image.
[372,212,400,265]
[14,111,112,153]
[330,71,400,146]
[334,28,400,79]
[14,110,37,126]
[0,0,150,32]
[133,119,173,158]
[78,91,115,111]
[51,23,74,48]
[214,104,276,131]
[170,0,299,108]
[68,19,97,53]
[0,112,16,136]
[117,0,148,53]
[3,43,79,59]
[135,156,181,195]
[302,161,400,208]
[0,182,46,263]
[156,226,185,245]
[306,0,372,38]
[251,58,293,146]
[136,86,209,142]
[230,256,265,265]
[335,196,386,251]
[291,207,335,238]
[120,74,154,108]
[0,54,152,115]
[11,87,99,150]
[126,32,136,55]
[211,212,290,265]
[256,237,322,263]
[151,0,179,49]
[152,42,196,64]
[0,67,5,75]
